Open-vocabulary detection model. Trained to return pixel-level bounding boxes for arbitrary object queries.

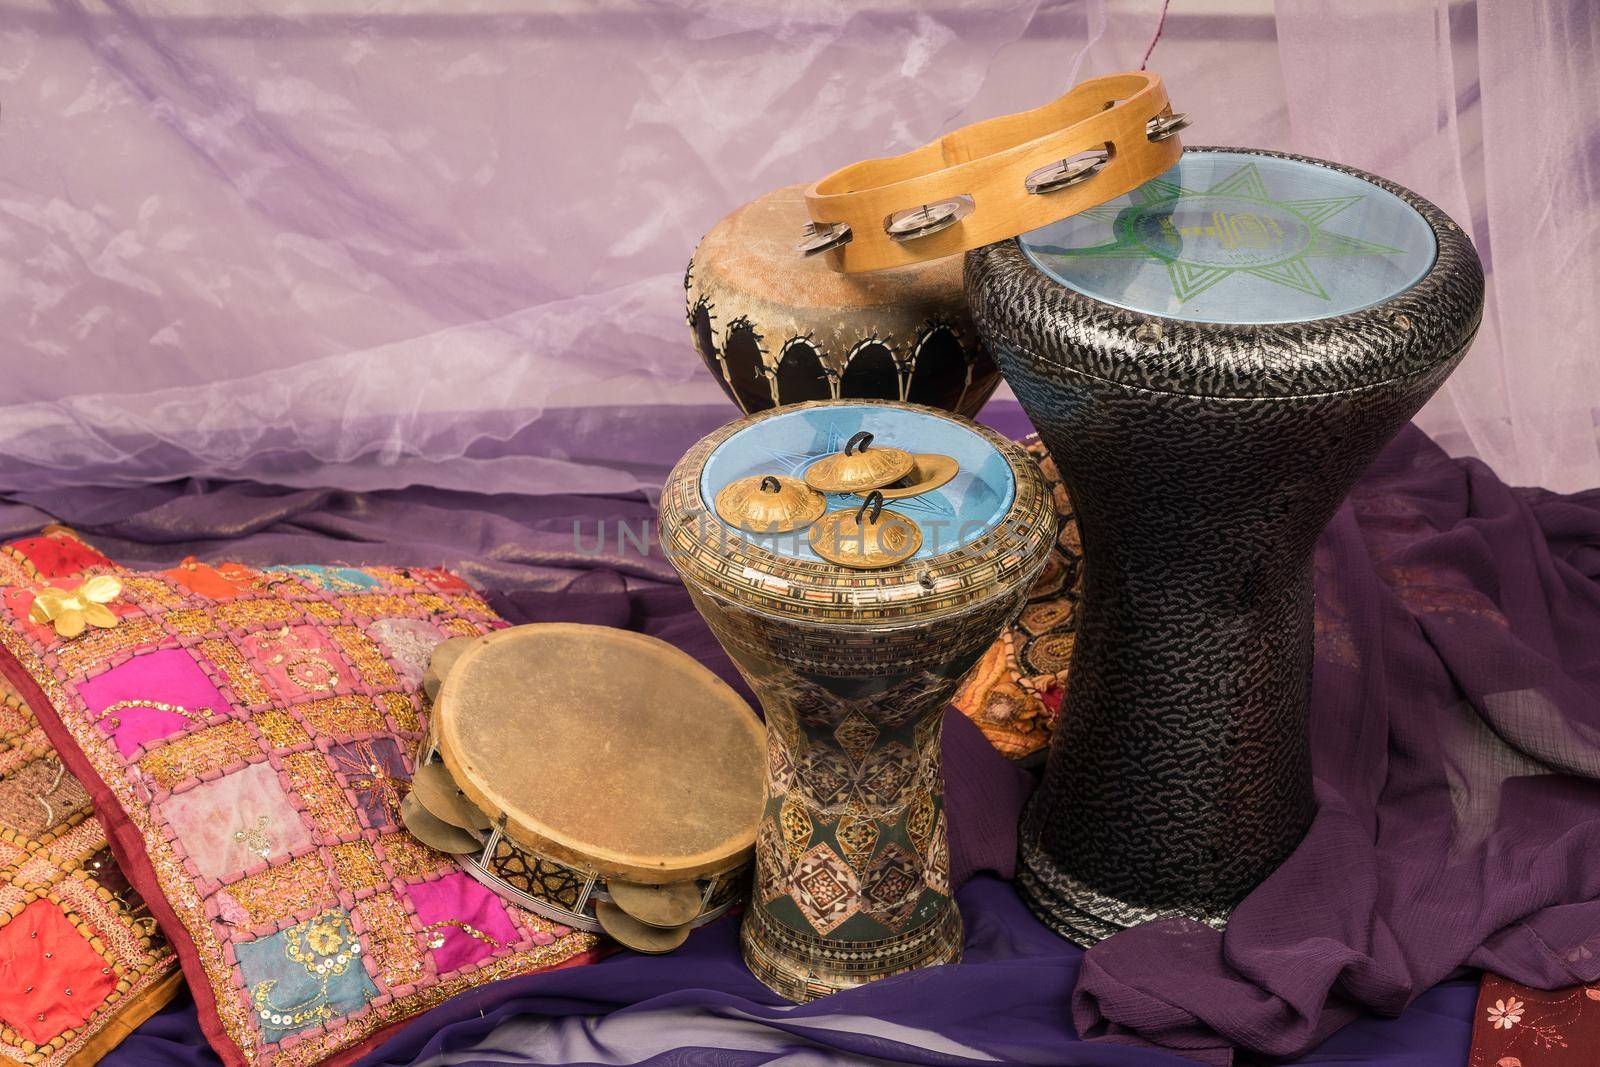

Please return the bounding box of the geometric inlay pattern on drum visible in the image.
[790,844,859,935]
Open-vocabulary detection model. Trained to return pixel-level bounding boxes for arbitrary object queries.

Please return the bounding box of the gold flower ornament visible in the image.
[28,575,123,638]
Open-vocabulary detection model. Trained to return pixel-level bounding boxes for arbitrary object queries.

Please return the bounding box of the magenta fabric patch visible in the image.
[408,872,521,973]
[77,647,229,758]
[161,762,313,882]
[237,625,358,702]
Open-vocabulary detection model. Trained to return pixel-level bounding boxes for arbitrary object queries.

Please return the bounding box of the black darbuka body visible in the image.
[965,149,1484,944]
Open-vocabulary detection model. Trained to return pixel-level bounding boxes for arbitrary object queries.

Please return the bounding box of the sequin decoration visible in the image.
[0,531,591,1067]
[139,721,258,789]
[327,841,385,895]
[198,639,272,707]
[280,752,362,840]
[326,627,398,688]
[296,695,385,737]
[223,853,333,927]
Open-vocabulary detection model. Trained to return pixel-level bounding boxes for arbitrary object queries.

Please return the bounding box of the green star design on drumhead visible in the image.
[1019,150,1437,325]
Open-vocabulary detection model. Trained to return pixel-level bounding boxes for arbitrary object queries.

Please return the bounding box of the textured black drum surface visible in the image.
[966,148,1484,945]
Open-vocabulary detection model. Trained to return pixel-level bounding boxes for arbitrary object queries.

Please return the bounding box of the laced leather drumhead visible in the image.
[434,624,765,883]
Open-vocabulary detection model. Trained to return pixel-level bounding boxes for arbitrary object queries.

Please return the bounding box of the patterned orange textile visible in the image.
[0,530,179,1066]
[953,439,1082,762]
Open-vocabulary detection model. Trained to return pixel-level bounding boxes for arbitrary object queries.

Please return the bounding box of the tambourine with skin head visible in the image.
[401,624,766,954]
[801,71,1186,274]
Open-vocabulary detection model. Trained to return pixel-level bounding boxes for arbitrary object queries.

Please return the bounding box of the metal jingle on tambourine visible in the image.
[423,635,474,702]
[1025,150,1110,196]
[1146,112,1190,142]
[410,760,493,831]
[400,792,482,855]
[809,491,923,569]
[797,220,853,256]
[854,453,958,500]
[884,196,974,242]
[714,474,826,534]
[606,879,705,929]
[595,901,693,954]
[803,431,916,494]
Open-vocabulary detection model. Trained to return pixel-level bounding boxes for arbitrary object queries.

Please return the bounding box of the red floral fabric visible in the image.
[1471,973,1600,1065]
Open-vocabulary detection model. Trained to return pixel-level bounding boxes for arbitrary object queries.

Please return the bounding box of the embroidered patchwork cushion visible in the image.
[952,439,1084,763]
[0,537,182,1067]
[0,530,598,1067]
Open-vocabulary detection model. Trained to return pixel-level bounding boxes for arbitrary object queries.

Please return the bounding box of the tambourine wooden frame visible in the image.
[804,71,1182,274]
[433,624,766,885]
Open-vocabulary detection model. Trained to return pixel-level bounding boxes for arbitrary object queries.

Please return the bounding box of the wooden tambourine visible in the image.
[800,71,1185,273]
[402,624,766,953]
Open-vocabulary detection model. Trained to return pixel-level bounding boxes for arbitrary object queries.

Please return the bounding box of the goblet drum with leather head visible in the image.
[659,400,1056,1001]
[966,148,1484,945]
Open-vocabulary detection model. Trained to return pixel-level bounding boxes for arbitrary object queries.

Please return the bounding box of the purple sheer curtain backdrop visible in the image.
[1,1,1594,494]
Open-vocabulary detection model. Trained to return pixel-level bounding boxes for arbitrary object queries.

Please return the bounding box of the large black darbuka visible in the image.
[965,148,1484,944]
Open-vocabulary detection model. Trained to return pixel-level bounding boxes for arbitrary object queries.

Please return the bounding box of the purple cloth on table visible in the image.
[8,402,1592,1066]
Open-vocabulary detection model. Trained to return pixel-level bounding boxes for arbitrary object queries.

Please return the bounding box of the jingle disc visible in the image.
[855,453,958,500]
[714,474,826,534]
[401,792,482,855]
[809,502,922,569]
[594,901,693,954]
[424,636,475,701]
[803,432,914,494]
[435,624,765,883]
[606,879,704,929]
[410,760,492,831]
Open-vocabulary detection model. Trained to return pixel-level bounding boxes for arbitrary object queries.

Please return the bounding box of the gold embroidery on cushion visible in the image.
[437,618,480,639]
[198,640,271,707]
[449,593,493,617]
[164,609,214,637]
[225,853,331,927]
[301,601,342,623]
[139,723,258,789]
[375,833,449,881]
[254,711,310,750]
[352,892,424,985]
[334,595,412,621]
[381,693,420,733]
[297,696,385,737]
[326,628,398,688]
[327,841,384,894]
[279,754,360,838]
[411,593,450,616]
[119,576,184,611]
[212,599,297,632]
[54,618,164,677]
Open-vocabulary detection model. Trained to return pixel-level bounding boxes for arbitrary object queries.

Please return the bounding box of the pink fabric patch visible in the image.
[237,625,358,702]
[161,762,312,882]
[76,648,228,759]
[365,618,444,688]
[407,873,519,973]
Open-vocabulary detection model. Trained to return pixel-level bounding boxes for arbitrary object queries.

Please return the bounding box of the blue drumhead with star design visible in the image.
[1019,150,1437,325]
[699,404,1014,563]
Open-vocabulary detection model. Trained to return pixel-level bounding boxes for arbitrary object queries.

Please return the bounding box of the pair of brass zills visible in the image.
[712,432,958,569]
[798,71,1185,273]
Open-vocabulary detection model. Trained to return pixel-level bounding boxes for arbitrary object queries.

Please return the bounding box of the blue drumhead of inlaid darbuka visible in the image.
[700,404,1014,563]
[1018,150,1437,325]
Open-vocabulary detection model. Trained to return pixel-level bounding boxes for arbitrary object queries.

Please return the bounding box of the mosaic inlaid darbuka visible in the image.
[966,148,1484,945]
[660,401,1055,1001]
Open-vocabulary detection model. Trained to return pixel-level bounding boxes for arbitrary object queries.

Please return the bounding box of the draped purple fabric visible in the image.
[3,2,1595,494]
[7,403,1597,1065]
